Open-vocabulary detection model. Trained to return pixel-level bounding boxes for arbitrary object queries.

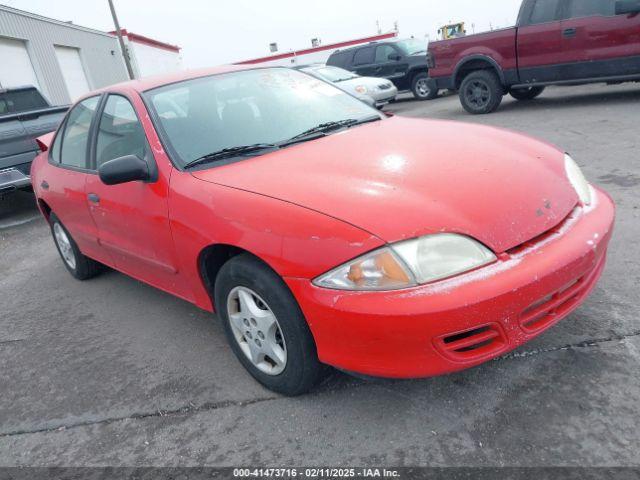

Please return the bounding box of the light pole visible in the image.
[107,0,135,80]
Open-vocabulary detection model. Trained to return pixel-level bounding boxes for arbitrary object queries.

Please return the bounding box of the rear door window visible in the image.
[57,96,99,169]
[529,0,562,24]
[328,51,353,69]
[353,47,375,66]
[565,0,615,18]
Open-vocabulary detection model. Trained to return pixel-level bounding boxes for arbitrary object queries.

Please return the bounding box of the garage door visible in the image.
[0,37,40,89]
[54,45,91,101]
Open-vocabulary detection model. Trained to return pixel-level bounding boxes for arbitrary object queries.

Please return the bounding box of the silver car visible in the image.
[297,65,398,108]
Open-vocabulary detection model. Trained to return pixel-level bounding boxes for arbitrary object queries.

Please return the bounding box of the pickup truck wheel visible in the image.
[411,73,438,100]
[49,213,102,280]
[509,86,545,101]
[214,254,325,396]
[459,70,503,114]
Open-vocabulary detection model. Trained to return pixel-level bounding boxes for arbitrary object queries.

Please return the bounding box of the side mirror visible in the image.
[388,53,402,61]
[616,0,640,14]
[98,155,149,185]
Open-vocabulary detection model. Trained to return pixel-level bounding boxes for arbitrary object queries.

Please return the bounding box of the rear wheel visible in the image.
[214,254,325,396]
[509,86,545,101]
[459,70,503,114]
[50,213,102,280]
[411,73,438,100]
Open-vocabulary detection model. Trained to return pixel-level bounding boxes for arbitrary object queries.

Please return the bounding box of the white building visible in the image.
[0,5,129,104]
[234,31,398,68]
[115,29,182,79]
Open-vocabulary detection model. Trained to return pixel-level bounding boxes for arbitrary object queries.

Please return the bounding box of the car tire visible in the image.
[214,254,325,396]
[49,213,102,280]
[509,86,545,101]
[459,70,504,114]
[411,73,438,100]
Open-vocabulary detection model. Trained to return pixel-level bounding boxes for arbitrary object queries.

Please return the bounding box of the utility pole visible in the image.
[107,0,135,80]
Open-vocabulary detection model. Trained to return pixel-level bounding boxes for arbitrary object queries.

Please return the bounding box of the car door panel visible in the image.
[374,45,409,83]
[352,46,377,76]
[517,0,566,83]
[561,0,640,79]
[84,93,189,299]
[39,96,107,262]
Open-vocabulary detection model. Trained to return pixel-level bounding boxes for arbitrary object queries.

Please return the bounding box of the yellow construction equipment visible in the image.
[438,22,466,40]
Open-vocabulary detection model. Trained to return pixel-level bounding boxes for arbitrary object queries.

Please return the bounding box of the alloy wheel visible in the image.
[416,78,431,97]
[53,223,76,270]
[465,80,491,109]
[227,286,287,375]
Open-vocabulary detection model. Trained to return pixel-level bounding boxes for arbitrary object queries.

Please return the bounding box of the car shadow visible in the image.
[0,190,41,230]
[497,85,640,113]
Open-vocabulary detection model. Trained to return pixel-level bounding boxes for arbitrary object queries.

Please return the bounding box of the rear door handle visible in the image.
[563,28,577,37]
[87,193,100,204]
[40,180,49,190]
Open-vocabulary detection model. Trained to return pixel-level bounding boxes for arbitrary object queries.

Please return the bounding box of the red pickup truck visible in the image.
[426,0,640,114]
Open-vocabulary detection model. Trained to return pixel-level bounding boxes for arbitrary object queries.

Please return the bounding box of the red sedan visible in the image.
[31,66,615,395]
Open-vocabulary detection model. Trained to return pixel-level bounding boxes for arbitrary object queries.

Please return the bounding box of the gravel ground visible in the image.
[0,82,639,467]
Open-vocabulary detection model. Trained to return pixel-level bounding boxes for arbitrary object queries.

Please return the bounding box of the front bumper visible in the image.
[371,86,399,106]
[285,186,615,378]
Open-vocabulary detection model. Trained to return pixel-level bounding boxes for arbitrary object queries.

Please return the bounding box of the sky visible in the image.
[3,0,523,67]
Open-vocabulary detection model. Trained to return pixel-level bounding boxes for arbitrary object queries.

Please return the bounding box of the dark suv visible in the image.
[327,38,435,100]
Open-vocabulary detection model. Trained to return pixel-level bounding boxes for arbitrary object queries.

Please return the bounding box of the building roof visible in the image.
[0,4,117,38]
[111,29,181,53]
[234,31,398,65]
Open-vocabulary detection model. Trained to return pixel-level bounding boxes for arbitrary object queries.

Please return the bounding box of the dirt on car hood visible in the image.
[191,117,578,253]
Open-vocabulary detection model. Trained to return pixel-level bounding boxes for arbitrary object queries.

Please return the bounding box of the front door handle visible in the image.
[40,180,49,190]
[87,193,100,204]
[563,27,577,37]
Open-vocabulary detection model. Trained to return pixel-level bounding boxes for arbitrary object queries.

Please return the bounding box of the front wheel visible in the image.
[411,73,438,100]
[509,86,545,101]
[459,70,504,114]
[214,254,325,396]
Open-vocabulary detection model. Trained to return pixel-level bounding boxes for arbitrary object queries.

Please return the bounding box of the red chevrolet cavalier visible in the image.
[31,66,615,395]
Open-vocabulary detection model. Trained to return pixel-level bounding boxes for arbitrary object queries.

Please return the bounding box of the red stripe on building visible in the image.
[234,31,398,65]
[110,29,181,53]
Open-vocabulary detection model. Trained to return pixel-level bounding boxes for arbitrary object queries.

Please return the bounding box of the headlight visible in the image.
[313,247,416,291]
[392,234,496,284]
[564,153,591,205]
[354,85,368,94]
[313,234,496,291]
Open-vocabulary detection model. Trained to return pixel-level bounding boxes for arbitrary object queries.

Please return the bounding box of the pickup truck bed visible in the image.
[0,87,67,192]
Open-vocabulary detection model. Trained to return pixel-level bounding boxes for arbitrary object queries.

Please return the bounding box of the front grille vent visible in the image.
[434,323,506,361]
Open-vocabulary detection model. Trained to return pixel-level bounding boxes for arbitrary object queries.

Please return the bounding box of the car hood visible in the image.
[192,117,578,253]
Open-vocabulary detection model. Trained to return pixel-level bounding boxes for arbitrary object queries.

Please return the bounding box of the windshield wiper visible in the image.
[183,143,279,169]
[279,116,382,147]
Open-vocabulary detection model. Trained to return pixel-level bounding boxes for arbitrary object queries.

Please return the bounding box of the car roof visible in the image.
[331,38,404,55]
[93,63,260,94]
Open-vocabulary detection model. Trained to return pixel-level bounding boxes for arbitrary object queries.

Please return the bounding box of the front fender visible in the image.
[169,171,385,311]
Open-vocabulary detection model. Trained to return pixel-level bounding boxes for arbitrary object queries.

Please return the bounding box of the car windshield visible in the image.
[144,68,378,167]
[396,38,427,56]
[308,66,359,83]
